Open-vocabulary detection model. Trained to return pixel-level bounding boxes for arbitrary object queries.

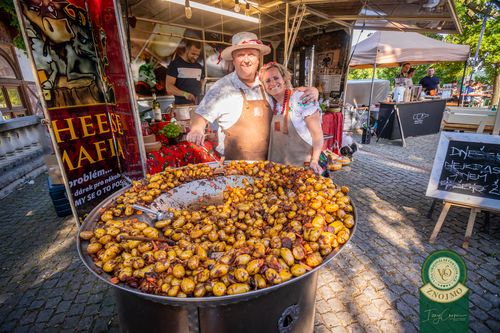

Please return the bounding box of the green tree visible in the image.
[0,0,25,50]
[447,0,499,105]
[349,1,499,105]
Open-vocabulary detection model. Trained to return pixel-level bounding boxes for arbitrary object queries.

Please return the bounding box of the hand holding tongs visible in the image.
[194,143,225,173]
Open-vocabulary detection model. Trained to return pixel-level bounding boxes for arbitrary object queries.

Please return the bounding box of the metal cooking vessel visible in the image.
[173,105,196,121]
[77,165,356,333]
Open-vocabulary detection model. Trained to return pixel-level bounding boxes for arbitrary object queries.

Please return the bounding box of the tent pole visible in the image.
[458,55,469,107]
[363,62,376,144]
[284,3,289,67]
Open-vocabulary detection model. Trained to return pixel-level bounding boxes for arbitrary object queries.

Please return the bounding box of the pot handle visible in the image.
[277,304,300,333]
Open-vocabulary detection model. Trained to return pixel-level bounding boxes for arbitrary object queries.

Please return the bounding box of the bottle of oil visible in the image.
[152,93,162,121]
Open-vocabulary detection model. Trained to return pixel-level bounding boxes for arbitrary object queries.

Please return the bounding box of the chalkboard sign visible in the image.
[426,132,500,210]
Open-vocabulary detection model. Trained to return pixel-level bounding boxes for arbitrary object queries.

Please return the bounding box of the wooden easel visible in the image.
[429,201,499,248]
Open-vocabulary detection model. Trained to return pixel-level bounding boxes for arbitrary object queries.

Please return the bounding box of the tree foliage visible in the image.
[447,0,499,83]
[0,0,25,50]
[348,1,499,88]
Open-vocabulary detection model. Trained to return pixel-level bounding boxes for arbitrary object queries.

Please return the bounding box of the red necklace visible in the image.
[273,89,290,115]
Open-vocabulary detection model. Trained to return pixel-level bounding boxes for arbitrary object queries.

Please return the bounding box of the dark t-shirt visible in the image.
[166,57,204,104]
[419,76,440,92]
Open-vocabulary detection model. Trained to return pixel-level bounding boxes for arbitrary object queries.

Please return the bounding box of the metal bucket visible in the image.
[173,105,196,121]
[77,168,356,333]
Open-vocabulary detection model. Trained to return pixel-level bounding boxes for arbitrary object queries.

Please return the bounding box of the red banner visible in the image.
[18,0,143,220]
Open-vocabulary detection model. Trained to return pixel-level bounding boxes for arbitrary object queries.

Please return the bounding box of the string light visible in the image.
[185,0,192,19]
[166,0,260,23]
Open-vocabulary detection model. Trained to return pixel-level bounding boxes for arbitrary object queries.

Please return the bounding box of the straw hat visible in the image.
[221,32,271,61]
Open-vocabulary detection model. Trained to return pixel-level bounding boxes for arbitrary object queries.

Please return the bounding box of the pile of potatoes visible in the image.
[81,161,354,297]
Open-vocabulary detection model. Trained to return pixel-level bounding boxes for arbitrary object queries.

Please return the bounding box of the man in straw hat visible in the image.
[187,31,318,161]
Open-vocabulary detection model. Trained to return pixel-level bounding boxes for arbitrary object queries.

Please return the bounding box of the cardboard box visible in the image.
[44,154,64,184]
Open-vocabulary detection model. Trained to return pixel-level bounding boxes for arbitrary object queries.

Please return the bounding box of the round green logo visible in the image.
[422,250,467,287]
[428,256,460,290]
[421,250,468,303]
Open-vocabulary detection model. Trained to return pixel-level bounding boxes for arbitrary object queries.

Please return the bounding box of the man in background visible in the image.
[166,39,204,104]
[419,68,440,95]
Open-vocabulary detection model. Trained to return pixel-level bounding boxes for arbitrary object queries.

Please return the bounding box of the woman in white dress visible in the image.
[258,62,324,175]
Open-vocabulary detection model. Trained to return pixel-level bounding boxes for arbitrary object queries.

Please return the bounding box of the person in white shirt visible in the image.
[187,31,318,160]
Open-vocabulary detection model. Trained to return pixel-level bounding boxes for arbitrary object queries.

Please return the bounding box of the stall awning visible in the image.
[349,31,470,68]
[124,0,463,44]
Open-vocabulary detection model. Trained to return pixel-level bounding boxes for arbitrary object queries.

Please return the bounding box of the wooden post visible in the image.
[429,202,451,243]
[463,208,480,248]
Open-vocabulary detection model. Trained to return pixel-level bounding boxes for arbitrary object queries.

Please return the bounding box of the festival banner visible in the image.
[16,0,144,221]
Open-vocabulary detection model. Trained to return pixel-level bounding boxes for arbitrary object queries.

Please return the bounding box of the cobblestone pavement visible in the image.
[0,133,499,333]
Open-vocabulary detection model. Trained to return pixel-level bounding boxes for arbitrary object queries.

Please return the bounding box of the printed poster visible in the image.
[18,0,143,221]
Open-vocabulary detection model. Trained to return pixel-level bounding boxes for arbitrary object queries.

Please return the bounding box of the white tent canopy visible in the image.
[350,31,470,68]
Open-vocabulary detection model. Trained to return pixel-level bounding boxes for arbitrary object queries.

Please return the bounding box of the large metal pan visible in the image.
[77,164,356,333]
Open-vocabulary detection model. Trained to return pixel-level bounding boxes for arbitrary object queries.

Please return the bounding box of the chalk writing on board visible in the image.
[490,180,500,196]
[449,146,500,163]
[437,141,500,200]
[413,113,429,125]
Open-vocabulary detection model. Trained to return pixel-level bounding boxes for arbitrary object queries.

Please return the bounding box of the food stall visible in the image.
[15,0,464,331]
[349,31,470,144]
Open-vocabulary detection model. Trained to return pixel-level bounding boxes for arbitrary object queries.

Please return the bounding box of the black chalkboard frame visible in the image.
[426,132,500,210]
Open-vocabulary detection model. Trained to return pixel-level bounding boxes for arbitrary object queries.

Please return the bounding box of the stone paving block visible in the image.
[55,300,72,314]
[485,319,500,332]
[62,315,81,329]
[400,293,419,309]
[368,278,385,292]
[44,296,62,309]
[470,293,494,312]
[315,299,332,315]
[19,311,38,326]
[363,324,380,333]
[399,320,418,333]
[360,303,384,322]
[12,325,31,333]
[329,325,349,333]
[1,320,18,332]
[74,293,90,304]
[83,304,100,316]
[346,322,366,333]
[5,307,25,322]
[335,311,355,327]
[28,299,45,311]
[317,285,336,301]
[47,312,66,327]
[68,302,86,317]
[36,308,54,323]
[383,309,403,324]
[91,317,110,333]
[377,319,397,332]
[478,279,500,295]
[362,286,379,301]
[353,294,372,309]
[79,315,95,331]
[314,325,331,333]
[99,304,115,317]
[320,311,338,329]
[470,320,494,333]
